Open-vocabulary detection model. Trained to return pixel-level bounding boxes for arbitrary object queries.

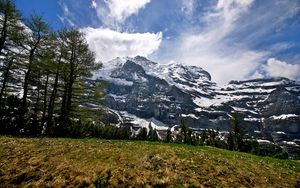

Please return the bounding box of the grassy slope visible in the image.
[0,137,299,188]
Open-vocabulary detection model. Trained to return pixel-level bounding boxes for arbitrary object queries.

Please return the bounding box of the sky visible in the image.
[15,0,300,85]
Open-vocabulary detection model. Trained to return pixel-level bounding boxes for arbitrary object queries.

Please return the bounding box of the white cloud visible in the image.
[168,0,264,85]
[230,1,300,46]
[107,0,151,22]
[269,42,294,53]
[91,0,97,9]
[81,27,162,62]
[58,1,76,26]
[203,0,254,42]
[160,0,300,85]
[182,0,195,15]
[262,58,300,80]
[94,0,151,27]
[175,43,267,84]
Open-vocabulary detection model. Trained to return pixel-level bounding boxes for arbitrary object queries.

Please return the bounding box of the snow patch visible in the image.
[181,114,199,119]
[270,114,298,120]
[244,117,260,121]
[282,141,299,146]
[257,139,272,144]
[119,111,169,131]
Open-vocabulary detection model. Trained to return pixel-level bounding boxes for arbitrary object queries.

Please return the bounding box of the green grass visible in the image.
[0,136,299,187]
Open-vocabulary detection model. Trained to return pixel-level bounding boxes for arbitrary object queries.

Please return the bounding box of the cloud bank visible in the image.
[106,0,150,23]
[81,27,162,62]
[263,58,300,80]
[93,0,151,28]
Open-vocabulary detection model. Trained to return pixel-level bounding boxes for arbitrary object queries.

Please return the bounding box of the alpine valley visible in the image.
[92,56,300,158]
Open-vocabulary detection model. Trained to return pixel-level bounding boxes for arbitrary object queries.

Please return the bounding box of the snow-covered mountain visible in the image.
[93,56,300,144]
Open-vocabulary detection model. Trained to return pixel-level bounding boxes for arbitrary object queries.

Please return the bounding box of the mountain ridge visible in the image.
[93,56,300,152]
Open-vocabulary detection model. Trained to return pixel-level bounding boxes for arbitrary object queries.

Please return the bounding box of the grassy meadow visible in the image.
[0,136,299,187]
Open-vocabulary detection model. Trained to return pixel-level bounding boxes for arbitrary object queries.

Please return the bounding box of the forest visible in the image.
[0,0,110,137]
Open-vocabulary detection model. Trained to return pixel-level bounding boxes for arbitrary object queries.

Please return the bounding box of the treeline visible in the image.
[0,0,105,136]
[166,115,259,152]
[163,115,287,159]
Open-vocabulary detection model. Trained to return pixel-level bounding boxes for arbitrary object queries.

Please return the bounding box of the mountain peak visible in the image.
[93,56,300,148]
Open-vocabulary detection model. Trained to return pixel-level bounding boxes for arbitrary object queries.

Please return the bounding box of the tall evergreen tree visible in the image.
[137,127,148,140]
[46,33,64,132]
[148,122,159,141]
[19,15,49,130]
[54,29,98,130]
[0,0,23,53]
[227,114,245,151]
[165,128,172,142]
[0,0,25,101]
[179,118,191,144]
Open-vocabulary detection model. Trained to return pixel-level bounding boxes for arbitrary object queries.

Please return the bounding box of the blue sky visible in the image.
[15,0,300,84]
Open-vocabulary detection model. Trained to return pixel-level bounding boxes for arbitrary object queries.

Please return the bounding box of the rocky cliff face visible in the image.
[93,56,300,145]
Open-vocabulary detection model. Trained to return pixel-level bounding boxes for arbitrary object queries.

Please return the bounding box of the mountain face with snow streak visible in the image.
[93,56,300,142]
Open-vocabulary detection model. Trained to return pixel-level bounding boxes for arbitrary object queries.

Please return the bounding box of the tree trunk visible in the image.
[21,49,34,111]
[32,70,41,135]
[60,43,76,126]
[59,81,69,125]
[41,72,49,127]
[46,57,61,127]
[20,36,40,120]
[65,63,74,117]
[0,10,8,54]
[65,43,76,118]
[0,57,13,101]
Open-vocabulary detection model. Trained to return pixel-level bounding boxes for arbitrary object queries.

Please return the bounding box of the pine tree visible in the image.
[0,0,25,101]
[19,15,50,133]
[199,130,208,145]
[0,0,24,53]
[137,127,148,140]
[148,122,159,141]
[191,132,200,146]
[179,118,191,144]
[46,33,64,132]
[165,128,172,142]
[57,28,98,129]
[227,114,245,151]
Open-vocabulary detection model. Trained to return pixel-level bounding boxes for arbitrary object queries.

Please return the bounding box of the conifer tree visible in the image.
[57,28,98,128]
[179,118,191,144]
[148,122,159,141]
[137,127,147,140]
[227,114,245,151]
[0,0,25,100]
[165,128,172,142]
[19,15,50,131]
[0,0,23,53]
[46,33,64,131]
[199,129,208,145]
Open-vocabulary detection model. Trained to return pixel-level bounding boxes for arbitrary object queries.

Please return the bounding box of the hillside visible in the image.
[0,136,299,187]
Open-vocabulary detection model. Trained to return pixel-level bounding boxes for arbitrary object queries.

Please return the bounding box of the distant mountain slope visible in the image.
[93,56,300,144]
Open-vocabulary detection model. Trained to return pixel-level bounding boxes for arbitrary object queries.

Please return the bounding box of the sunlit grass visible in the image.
[0,136,299,187]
